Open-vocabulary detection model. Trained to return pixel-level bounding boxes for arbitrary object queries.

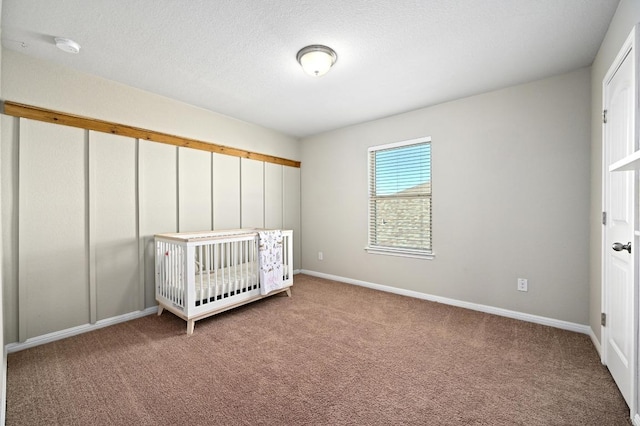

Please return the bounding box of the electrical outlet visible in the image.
[517,278,528,292]
[318,251,323,261]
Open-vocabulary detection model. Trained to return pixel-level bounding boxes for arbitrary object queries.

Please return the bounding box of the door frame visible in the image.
[601,24,639,421]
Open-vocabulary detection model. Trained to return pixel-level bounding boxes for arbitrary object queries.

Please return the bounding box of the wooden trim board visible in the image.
[2,101,301,168]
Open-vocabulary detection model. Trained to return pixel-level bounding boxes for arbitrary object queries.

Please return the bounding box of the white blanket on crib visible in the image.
[258,230,283,295]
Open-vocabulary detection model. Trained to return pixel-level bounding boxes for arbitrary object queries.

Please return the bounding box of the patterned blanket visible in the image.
[258,230,284,295]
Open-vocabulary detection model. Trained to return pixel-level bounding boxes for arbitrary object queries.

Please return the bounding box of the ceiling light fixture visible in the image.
[296,45,337,77]
[55,37,81,54]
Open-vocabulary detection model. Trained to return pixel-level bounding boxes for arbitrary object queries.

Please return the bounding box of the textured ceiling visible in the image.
[1,0,620,138]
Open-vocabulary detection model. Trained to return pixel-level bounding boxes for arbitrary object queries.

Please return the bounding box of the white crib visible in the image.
[155,229,293,334]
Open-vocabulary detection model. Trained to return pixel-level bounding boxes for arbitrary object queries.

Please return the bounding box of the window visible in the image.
[366,137,432,259]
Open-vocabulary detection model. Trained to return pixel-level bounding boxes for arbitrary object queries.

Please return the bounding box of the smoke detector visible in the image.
[55,37,80,54]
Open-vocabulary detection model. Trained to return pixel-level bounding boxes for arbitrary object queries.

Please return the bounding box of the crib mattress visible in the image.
[193,269,259,301]
[159,265,258,301]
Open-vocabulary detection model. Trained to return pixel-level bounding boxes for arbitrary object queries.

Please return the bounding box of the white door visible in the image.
[603,32,637,409]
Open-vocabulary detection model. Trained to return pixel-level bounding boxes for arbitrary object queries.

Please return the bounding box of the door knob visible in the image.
[612,242,632,253]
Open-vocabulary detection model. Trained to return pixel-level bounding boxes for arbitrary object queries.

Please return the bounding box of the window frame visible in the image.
[365,136,434,260]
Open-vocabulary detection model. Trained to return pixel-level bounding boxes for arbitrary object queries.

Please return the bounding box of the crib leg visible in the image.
[157,306,164,316]
[187,319,195,335]
[286,288,291,297]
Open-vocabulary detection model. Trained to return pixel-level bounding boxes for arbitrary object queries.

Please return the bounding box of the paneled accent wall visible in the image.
[212,153,240,229]
[139,140,178,308]
[18,120,89,339]
[241,158,266,229]
[178,147,213,232]
[90,132,140,322]
[6,118,300,343]
[265,162,284,229]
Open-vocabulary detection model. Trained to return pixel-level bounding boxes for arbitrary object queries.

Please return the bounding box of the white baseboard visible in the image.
[0,270,330,355]
[589,327,603,359]
[4,271,595,351]
[634,413,640,426]
[5,306,158,354]
[300,270,591,335]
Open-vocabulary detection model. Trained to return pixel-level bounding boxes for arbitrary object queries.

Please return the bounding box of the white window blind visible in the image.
[367,137,432,258]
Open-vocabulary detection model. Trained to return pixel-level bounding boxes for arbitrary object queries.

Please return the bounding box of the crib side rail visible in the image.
[190,234,260,309]
[155,239,186,311]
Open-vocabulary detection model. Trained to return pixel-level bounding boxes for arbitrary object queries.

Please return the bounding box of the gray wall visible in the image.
[300,67,592,325]
[589,0,640,343]
[1,50,301,344]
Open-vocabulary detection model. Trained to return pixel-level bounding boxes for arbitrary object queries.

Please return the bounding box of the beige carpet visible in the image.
[6,274,630,425]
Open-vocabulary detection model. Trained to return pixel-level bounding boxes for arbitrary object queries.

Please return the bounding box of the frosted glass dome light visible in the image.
[296,45,337,77]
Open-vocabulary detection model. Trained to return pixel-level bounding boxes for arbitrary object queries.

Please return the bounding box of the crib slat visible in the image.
[233,240,238,293]
[168,243,173,303]
[214,243,219,300]
[169,243,174,304]
[205,244,211,303]
[243,240,248,290]
[197,245,201,304]
[175,245,180,304]
[222,243,227,296]
[252,236,257,290]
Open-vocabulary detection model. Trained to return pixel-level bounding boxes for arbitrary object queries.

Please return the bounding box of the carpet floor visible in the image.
[6,274,631,425]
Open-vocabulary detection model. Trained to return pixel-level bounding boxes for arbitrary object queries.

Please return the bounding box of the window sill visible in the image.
[364,246,435,260]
